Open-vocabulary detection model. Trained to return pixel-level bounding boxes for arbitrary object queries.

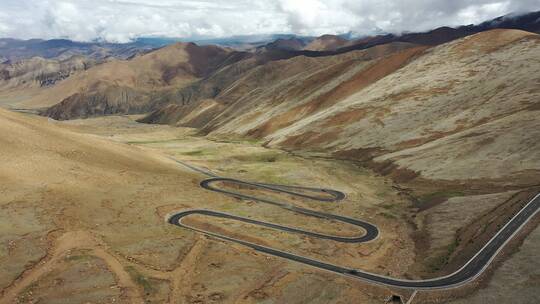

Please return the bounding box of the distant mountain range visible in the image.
[258,10,540,55]
[0,38,158,62]
[1,11,538,64]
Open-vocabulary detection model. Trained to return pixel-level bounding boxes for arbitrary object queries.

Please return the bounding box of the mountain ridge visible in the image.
[138,29,540,191]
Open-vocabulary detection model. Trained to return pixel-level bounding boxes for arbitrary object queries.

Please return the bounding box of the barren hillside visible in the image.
[0,56,95,89]
[267,29,540,186]
[141,30,539,190]
[25,43,245,118]
[0,108,192,292]
[139,41,420,129]
[303,35,349,51]
[0,56,97,107]
[0,110,411,303]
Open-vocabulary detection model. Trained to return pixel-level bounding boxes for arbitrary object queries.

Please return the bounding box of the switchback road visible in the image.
[167,158,540,290]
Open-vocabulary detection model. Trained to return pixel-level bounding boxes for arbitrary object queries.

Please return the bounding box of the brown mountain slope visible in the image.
[0,109,189,182]
[139,41,420,131]
[264,38,307,50]
[0,108,224,297]
[29,43,244,119]
[134,45,323,123]
[0,56,96,107]
[303,34,349,51]
[264,29,540,186]
[0,56,95,89]
[142,29,540,188]
[333,11,540,55]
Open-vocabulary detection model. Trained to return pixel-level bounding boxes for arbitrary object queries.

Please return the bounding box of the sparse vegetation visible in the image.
[126,138,183,145]
[379,212,397,219]
[381,203,397,210]
[125,266,155,295]
[207,135,262,145]
[180,150,205,156]
[418,190,465,206]
[428,238,461,272]
[64,253,93,262]
[230,151,281,163]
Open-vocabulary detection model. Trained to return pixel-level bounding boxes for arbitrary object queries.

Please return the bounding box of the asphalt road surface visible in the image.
[167,158,540,290]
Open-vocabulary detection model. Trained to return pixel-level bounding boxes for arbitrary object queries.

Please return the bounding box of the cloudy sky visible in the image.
[0,0,538,42]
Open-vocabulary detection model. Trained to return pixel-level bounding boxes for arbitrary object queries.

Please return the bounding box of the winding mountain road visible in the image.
[167,157,540,290]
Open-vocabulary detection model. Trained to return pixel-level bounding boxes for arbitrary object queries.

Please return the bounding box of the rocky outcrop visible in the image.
[0,56,95,90]
[43,85,151,120]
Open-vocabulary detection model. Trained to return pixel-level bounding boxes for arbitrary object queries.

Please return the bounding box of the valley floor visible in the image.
[0,113,538,303]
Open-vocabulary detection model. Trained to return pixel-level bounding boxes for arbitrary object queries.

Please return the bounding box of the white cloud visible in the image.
[0,12,10,36]
[0,0,538,42]
[276,0,362,35]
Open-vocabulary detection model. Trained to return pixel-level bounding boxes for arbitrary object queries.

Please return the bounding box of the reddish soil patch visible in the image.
[453,29,540,58]
[368,159,421,183]
[280,129,342,149]
[306,46,428,113]
[395,133,450,150]
[310,46,428,110]
[321,107,370,127]
[247,105,309,138]
[332,147,389,162]
[247,60,356,138]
